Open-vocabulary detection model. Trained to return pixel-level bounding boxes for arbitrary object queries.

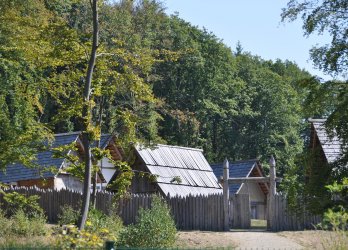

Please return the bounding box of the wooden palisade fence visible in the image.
[1,156,321,232]
[272,194,321,231]
[222,156,321,231]
[0,187,225,231]
[229,194,250,229]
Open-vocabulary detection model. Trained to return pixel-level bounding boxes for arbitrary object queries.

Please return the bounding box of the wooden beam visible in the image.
[223,177,282,184]
[228,177,270,184]
[223,159,229,231]
[268,155,276,231]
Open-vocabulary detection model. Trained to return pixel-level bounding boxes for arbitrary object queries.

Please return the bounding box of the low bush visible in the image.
[1,191,43,218]
[316,205,348,249]
[10,209,47,236]
[56,208,123,249]
[119,195,177,248]
[88,208,124,239]
[0,209,47,240]
[58,204,80,225]
[0,210,11,237]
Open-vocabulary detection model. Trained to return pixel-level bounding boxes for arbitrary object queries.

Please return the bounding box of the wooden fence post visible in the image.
[223,158,230,231]
[268,155,276,231]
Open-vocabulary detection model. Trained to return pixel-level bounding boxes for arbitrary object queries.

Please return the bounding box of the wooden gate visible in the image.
[222,157,277,231]
[229,194,251,229]
[222,157,321,231]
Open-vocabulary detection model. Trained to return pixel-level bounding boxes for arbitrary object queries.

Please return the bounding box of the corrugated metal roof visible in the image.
[0,132,79,183]
[310,119,343,163]
[135,144,222,197]
[211,159,257,194]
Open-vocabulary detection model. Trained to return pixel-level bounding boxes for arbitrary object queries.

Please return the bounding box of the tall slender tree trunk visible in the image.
[91,97,104,208]
[78,0,99,231]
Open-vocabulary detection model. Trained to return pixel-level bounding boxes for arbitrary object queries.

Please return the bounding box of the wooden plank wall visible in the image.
[167,194,223,231]
[0,188,321,231]
[271,194,321,231]
[0,187,224,231]
[230,194,251,229]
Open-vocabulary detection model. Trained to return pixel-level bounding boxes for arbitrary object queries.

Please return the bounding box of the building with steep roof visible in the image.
[109,144,222,197]
[0,132,120,191]
[211,159,268,219]
[309,118,343,163]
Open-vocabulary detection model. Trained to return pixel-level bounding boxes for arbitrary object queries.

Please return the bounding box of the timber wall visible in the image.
[0,187,225,231]
[0,187,321,231]
[270,194,322,231]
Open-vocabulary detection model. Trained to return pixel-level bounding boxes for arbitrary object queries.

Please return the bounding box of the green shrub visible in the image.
[322,206,348,231]
[11,209,47,236]
[2,191,43,217]
[119,195,177,248]
[56,209,123,249]
[58,204,80,225]
[0,209,11,237]
[88,208,124,239]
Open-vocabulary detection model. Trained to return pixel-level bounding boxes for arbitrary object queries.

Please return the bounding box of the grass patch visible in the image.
[251,219,267,229]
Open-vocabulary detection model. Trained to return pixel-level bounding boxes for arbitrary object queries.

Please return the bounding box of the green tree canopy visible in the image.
[282,0,348,76]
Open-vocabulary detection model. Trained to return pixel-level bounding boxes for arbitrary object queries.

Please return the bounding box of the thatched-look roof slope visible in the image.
[309,118,343,163]
[135,144,222,197]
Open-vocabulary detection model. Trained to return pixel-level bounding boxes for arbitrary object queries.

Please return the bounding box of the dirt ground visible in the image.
[175,230,348,249]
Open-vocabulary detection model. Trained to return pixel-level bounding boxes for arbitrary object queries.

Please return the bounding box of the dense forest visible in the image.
[0,0,347,218]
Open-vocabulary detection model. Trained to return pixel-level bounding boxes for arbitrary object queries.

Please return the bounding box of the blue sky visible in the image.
[164,0,332,80]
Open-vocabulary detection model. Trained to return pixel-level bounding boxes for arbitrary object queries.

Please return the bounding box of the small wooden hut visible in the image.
[211,159,268,219]
[110,144,222,197]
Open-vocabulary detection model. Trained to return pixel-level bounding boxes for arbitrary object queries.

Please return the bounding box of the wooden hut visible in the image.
[110,144,222,197]
[309,118,343,164]
[211,159,268,219]
[0,132,120,191]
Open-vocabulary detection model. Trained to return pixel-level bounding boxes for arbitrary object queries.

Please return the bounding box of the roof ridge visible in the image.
[54,131,81,136]
[54,132,112,139]
[139,143,203,152]
[231,159,259,164]
[211,159,258,165]
[308,118,327,122]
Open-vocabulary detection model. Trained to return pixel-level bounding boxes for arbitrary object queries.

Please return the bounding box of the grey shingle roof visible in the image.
[0,132,80,183]
[211,159,258,194]
[0,133,114,184]
[135,144,222,197]
[310,119,343,163]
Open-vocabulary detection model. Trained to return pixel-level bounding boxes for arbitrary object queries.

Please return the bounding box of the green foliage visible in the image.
[56,208,123,249]
[322,206,348,231]
[326,178,348,210]
[107,160,134,197]
[58,204,80,226]
[0,0,55,169]
[56,224,111,249]
[1,191,43,218]
[282,0,348,177]
[119,195,177,248]
[316,205,348,250]
[87,208,123,238]
[0,209,47,237]
[10,209,47,236]
[282,0,348,76]
[0,209,11,237]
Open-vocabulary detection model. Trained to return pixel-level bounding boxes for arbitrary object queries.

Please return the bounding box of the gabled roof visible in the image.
[0,132,80,183]
[211,159,267,195]
[135,144,222,197]
[0,133,114,184]
[309,118,343,163]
